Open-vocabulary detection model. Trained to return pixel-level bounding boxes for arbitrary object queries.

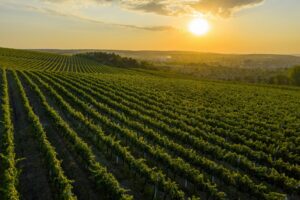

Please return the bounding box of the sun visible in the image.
[188,18,210,36]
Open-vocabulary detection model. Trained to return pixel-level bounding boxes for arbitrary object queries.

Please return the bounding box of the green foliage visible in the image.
[38,72,293,199]
[26,70,300,199]
[12,71,76,200]
[0,47,134,74]
[0,48,299,200]
[26,71,185,200]
[20,72,133,200]
[78,52,152,68]
[289,65,300,85]
[269,74,291,85]
[0,68,20,200]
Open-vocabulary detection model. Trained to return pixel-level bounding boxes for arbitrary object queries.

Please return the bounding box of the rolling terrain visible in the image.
[34,49,300,69]
[0,47,299,200]
[34,49,300,85]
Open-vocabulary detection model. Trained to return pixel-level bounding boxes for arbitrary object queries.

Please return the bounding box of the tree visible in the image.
[78,52,152,68]
[269,74,290,85]
[289,65,300,86]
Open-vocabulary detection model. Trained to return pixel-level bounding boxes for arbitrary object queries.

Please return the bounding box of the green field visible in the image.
[0,48,299,200]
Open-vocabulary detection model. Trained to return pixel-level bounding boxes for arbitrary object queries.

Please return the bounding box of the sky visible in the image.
[0,0,300,54]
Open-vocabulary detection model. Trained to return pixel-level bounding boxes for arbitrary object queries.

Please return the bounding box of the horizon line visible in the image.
[1,46,300,56]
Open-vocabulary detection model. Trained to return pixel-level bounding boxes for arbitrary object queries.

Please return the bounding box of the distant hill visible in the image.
[0,47,131,74]
[33,49,300,69]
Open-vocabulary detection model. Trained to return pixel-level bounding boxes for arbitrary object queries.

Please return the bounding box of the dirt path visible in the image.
[30,73,151,199]
[18,72,100,200]
[7,71,53,200]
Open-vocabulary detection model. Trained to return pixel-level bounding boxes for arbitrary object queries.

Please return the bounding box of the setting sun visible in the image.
[188,18,210,36]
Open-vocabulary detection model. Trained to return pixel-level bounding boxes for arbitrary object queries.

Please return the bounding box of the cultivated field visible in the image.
[0,48,299,200]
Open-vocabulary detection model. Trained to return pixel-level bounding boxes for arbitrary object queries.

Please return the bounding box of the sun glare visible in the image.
[188,18,210,36]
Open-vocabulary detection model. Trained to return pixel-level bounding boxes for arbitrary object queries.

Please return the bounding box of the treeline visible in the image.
[289,65,300,85]
[269,65,300,86]
[139,63,300,87]
[78,51,300,87]
[78,52,152,68]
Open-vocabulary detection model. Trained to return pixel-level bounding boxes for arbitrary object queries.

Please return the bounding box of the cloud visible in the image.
[1,0,265,34]
[40,0,266,17]
[120,0,195,16]
[82,0,265,17]
[191,0,265,17]
[78,15,174,31]
[1,1,174,31]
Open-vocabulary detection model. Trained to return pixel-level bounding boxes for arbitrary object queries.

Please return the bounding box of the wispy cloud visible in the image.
[190,0,265,17]
[1,0,265,32]
[75,15,174,31]
[42,0,266,17]
[0,1,174,31]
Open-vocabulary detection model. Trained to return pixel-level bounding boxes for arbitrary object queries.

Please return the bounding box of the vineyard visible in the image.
[0,47,299,200]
